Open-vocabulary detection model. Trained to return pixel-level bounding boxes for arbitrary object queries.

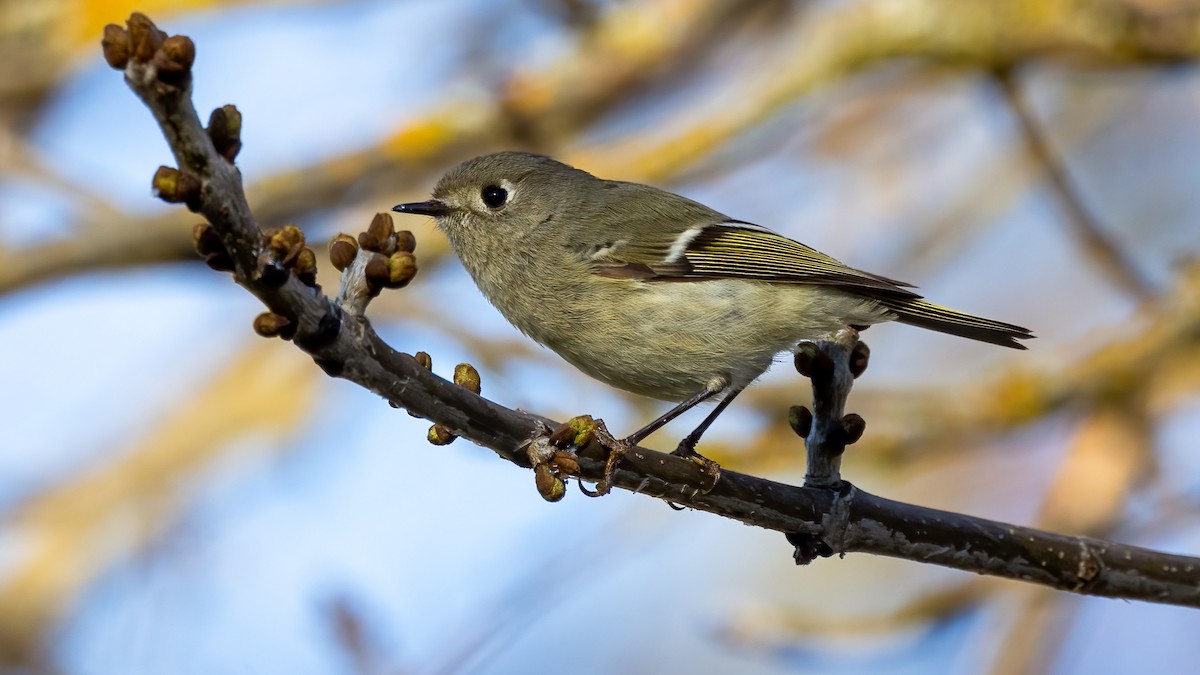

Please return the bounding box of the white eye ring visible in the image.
[477,179,516,211]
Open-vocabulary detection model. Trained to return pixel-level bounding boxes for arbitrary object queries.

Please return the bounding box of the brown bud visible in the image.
[162,35,195,69]
[849,342,870,379]
[394,229,416,254]
[127,12,165,62]
[207,105,242,162]
[364,253,390,293]
[295,247,318,286]
[329,234,358,272]
[550,450,580,476]
[549,415,596,448]
[152,35,194,85]
[414,351,432,370]
[253,312,293,339]
[548,424,576,448]
[788,405,813,439]
[192,222,225,258]
[102,24,130,69]
[152,166,200,205]
[427,424,457,445]
[367,213,395,248]
[793,342,818,378]
[386,251,417,288]
[534,464,566,502]
[453,363,481,394]
[266,225,305,265]
[840,414,866,445]
[798,350,834,385]
[358,231,381,253]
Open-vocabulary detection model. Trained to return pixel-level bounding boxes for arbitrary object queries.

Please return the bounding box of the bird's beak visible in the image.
[392,200,450,217]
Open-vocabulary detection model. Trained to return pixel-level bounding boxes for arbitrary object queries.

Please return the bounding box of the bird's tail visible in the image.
[873,297,1034,349]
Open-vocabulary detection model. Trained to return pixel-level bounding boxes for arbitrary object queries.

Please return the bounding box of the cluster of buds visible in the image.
[358,213,418,294]
[526,415,595,502]
[102,13,195,87]
[260,225,318,288]
[330,213,419,315]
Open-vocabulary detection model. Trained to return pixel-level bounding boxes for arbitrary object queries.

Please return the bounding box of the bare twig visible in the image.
[795,331,868,487]
[107,13,1200,610]
[995,67,1156,301]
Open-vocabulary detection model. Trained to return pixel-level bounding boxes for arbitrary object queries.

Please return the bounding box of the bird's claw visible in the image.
[590,419,630,497]
[670,443,722,493]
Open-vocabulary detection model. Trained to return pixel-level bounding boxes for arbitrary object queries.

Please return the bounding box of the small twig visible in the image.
[795,330,866,487]
[995,67,1155,301]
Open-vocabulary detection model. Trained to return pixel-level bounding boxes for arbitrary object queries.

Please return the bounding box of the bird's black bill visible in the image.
[392,200,449,217]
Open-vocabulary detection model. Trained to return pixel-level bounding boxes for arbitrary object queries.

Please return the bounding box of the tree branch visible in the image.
[106,13,1200,609]
[994,67,1156,301]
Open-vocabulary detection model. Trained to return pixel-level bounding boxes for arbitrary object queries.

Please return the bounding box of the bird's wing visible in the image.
[589,220,920,298]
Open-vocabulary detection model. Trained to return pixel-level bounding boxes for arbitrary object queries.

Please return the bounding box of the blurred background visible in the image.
[2,0,1200,672]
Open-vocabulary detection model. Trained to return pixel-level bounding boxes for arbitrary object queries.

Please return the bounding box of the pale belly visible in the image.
[516,278,888,402]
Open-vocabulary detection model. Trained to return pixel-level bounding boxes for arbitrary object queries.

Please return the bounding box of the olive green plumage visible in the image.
[394,151,1032,404]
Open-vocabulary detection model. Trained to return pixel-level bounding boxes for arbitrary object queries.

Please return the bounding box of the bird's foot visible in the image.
[670,441,722,493]
[590,419,631,497]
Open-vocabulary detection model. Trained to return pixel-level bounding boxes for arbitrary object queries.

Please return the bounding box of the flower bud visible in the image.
[127,12,165,62]
[550,450,580,475]
[357,231,381,253]
[788,405,813,439]
[266,225,305,265]
[386,251,417,288]
[394,230,416,254]
[295,247,318,286]
[840,414,866,445]
[102,24,130,69]
[329,234,358,272]
[534,464,566,502]
[207,105,242,162]
[192,222,224,258]
[453,363,481,394]
[367,213,395,248]
[849,342,870,379]
[793,342,818,377]
[427,424,456,445]
[363,253,389,293]
[549,415,596,448]
[253,312,293,339]
[151,166,200,205]
[153,35,194,85]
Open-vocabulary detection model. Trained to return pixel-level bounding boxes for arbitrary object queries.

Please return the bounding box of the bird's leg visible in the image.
[670,386,744,489]
[592,387,719,496]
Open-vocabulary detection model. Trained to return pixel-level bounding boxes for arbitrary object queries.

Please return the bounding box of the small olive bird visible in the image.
[394,152,1032,467]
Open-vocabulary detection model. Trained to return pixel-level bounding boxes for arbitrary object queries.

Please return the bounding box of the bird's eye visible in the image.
[481,185,508,209]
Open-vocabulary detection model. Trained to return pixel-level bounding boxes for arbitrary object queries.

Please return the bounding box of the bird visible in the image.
[393,151,1033,471]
